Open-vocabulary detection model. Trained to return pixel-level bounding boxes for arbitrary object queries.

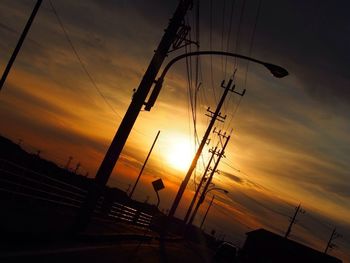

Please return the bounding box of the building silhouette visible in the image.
[240,228,342,263]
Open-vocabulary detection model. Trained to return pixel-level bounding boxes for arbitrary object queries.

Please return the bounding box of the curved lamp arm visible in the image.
[144,51,288,111]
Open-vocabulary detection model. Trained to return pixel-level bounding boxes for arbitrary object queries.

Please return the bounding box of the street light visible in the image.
[144,50,288,111]
[189,187,228,226]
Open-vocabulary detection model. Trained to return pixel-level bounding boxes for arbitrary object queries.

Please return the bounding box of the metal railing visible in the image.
[0,158,153,227]
[0,158,87,208]
[108,202,153,227]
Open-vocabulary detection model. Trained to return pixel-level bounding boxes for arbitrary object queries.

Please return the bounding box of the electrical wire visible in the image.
[225,0,261,130]
[209,0,217,103]
[224,0,236,79]
[48,0,122,120]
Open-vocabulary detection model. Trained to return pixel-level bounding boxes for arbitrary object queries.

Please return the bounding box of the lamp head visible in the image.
[263,63,289,78]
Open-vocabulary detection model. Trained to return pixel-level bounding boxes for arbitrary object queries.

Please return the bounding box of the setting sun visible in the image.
[165,136,194,172]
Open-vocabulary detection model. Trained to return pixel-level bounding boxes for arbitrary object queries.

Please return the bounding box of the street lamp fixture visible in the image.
[144,50,288,111]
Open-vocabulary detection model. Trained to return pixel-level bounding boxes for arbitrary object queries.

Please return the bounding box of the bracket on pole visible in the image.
[206,107,226,122]
[168,23,199,53]
[144,78,163,111]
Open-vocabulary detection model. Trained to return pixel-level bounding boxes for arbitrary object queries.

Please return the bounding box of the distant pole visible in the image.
[285,203,304,238]
[129,130,160,199]
[169,78,236,218]
[126,184,131,193]
[0,0,42,91]
[188,134,230,225]
[65,156,73,170]
[74,162,81,174]
[324,227,342,254]
[183,145,217,223]
[200,195,215,230]
[325,228,336,254]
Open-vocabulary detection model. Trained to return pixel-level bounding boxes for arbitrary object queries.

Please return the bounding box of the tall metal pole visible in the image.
[183,145,217,223]
[285,203,303,238]
[188,135,230,225]
[324,228,336,254]
[0,0,42,91]
[73,0,193,232]
[65,156,73,170]
[129,130,160,199]
[200,195,215,230]
[168,79,234,218]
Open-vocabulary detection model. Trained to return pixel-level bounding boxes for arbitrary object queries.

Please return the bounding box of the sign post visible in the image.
[152,178,165,208]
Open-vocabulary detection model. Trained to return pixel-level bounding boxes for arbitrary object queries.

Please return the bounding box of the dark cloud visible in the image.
[254,0,350,105]
[221,170,244,184]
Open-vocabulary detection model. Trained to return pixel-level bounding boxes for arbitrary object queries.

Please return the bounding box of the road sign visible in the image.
[152,178,165,192]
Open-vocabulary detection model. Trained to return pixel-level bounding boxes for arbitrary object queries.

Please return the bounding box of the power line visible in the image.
[48,0,122,120]
[224,0,236,78]
[233,0,246,69]
[225,0,261,131]
[220,0,226,79]
[242,0,262,90]
[209,0,217,103]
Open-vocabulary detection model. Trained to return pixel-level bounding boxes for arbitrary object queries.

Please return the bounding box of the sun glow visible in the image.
[165,136,194,172]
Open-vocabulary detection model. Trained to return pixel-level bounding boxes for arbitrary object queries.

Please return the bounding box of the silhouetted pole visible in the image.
[168,79,234,218]
[200,195,215,230]
[0,0,42,91]
[188,135,230,225]
[129,130,160,199]
[183,145,217,223]
[325,228,336,254]
[73,0,193,232]
[65,156,73,170]
[74,162,81,174]
[285,203,304,238]
[324,227,342,254]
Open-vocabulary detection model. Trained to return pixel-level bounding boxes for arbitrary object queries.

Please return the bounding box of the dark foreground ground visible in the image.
[1,237,214,263]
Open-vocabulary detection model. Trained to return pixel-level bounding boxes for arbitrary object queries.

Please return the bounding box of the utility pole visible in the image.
[188,133,230,225]
[325,227,342,254]
[74,162,81,174]
[285,203,305,238]
[73,0,193,232]
[126,184,131,194]
[169,77,242,218]
[65,156,73,170]
[0,0,42,91]
[183,144,218,223]
[200,194,215,229]
[129,130,160,199]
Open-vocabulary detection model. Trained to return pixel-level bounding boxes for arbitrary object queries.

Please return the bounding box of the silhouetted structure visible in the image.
[240,228,342,263]
[0,135,162,239]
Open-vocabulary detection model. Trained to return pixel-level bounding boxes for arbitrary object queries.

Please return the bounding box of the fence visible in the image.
[0,158,153,228]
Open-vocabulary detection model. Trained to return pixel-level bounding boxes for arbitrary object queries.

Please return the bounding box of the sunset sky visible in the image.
[1,0,350,261]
